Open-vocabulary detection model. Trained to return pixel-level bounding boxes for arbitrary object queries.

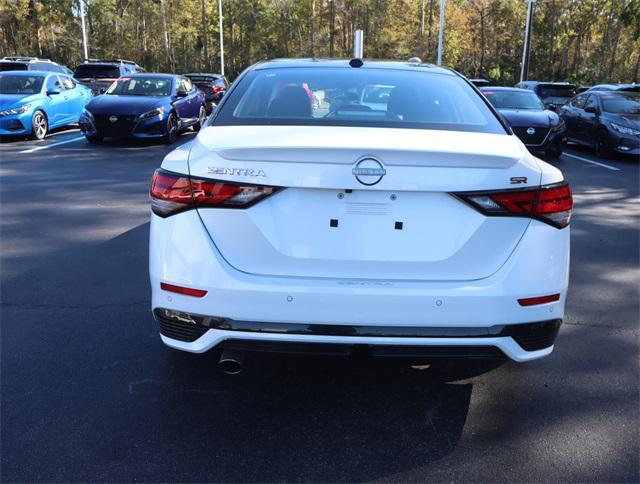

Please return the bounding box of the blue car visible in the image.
[79,74,207,144]
[0,71,91,139]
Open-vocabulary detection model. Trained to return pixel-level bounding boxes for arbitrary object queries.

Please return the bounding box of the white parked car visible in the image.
[149,59,572,372]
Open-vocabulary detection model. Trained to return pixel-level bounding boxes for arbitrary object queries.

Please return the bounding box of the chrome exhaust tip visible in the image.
[218,350,244,375]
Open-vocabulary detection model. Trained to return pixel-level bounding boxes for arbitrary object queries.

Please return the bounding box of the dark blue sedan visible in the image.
[79,74,206,144]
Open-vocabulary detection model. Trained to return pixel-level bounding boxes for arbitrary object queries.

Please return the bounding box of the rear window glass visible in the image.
[536,85,576,99]
[0,74,45,94]
[74,64,120,79]
[0,62,28,72]
[187,75,214,83]
[482,90,544,110]
[215,67,505,134]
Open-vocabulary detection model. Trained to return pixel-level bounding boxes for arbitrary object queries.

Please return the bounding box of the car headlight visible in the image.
[138,107,165,121]
[0,104,31,117]
[610,122,640,136]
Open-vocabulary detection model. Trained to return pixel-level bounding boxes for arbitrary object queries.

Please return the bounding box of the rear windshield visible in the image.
[536,85,576,99]
[0,74,44,94]
[0,62,28,72]
[187,75,225,87]
[482,90,544,110]
[601,93,640,114]
[74,64,120,79]
[214,67,505,134]
[105,76,173,96]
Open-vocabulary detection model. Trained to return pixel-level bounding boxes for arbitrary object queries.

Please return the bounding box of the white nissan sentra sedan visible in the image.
[149,59,571,370]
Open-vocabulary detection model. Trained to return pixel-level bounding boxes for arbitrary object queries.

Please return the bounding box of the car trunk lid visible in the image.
[187,125,541,281]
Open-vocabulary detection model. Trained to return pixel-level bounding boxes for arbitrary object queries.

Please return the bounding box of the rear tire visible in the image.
[164,113,178,144]
[31,110,48,140]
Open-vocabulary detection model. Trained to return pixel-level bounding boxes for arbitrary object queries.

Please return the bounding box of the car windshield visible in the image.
[601,93,640,114]
[215,67,505,134]
[106,77,173,96]
[0,74,44,94]
[0,62,28,72]
[74,64,120,79]
[482,90,544,110]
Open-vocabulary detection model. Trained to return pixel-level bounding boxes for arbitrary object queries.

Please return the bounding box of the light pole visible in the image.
[437,0,445,65]
[79,0,88,60]
[218,0,225,76]
[519,0,536,82]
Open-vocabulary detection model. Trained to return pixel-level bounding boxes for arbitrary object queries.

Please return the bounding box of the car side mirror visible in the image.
[176,90,187,98]
[47,88,61,96]
[584,106,598,114]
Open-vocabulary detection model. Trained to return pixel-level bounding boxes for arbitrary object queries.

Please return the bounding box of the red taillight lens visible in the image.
[212,86,224,94]
[150,169,281,217]
[150,170,193,217]
[454,182,572,228]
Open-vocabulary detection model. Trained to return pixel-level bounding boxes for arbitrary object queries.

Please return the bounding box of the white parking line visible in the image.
[563,152,620,171]
[19,136,86,154]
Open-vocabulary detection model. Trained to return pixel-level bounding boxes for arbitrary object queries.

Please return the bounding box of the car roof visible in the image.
[589,83,637,90]
[249,58,455,75]
[518,81,576,87]
[0,70,52,77]
[588,89,638,96]
[480,86,531,93]
[185,72,224,77]
[126,73,178,79]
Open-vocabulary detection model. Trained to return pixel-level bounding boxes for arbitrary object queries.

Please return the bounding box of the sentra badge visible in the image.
[207,167,266,177]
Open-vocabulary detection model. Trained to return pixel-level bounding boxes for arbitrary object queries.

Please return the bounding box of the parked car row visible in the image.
[474,78,639,159]
[1,56,229,143]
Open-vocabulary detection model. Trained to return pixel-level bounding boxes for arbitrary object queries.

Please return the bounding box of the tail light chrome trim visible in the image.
[452,181,573,229]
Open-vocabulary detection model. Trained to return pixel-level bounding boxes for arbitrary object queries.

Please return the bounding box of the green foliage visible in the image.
[0,0,637,84]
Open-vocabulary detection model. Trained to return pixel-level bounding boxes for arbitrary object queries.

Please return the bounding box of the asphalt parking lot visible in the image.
[1,129,638,482]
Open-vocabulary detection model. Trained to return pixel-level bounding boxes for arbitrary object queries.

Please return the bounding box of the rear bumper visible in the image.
[154,307,560,361]
[150,210,570,362]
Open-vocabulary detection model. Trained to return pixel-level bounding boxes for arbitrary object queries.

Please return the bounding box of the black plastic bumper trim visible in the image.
[153,309,562,352]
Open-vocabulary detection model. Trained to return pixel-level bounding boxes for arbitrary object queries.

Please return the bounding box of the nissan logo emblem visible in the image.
[526,127,535,135]
[352,158,386,186]
[109,115,118,123]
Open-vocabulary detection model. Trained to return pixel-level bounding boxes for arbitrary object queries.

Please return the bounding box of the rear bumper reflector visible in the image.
[518,294,560,306]
[160,282,207,298]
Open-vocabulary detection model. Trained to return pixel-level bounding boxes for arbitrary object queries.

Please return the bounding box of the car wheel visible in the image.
[164,113,178,144]
[194,106,206,131]
[85,135,103,144]
[594,131,610,158]
[31,110,48,140]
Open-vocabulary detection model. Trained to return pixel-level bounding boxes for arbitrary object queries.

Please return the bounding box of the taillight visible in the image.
[453,181,572,228]
[212,86,224,94]
[150,169,281,217]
